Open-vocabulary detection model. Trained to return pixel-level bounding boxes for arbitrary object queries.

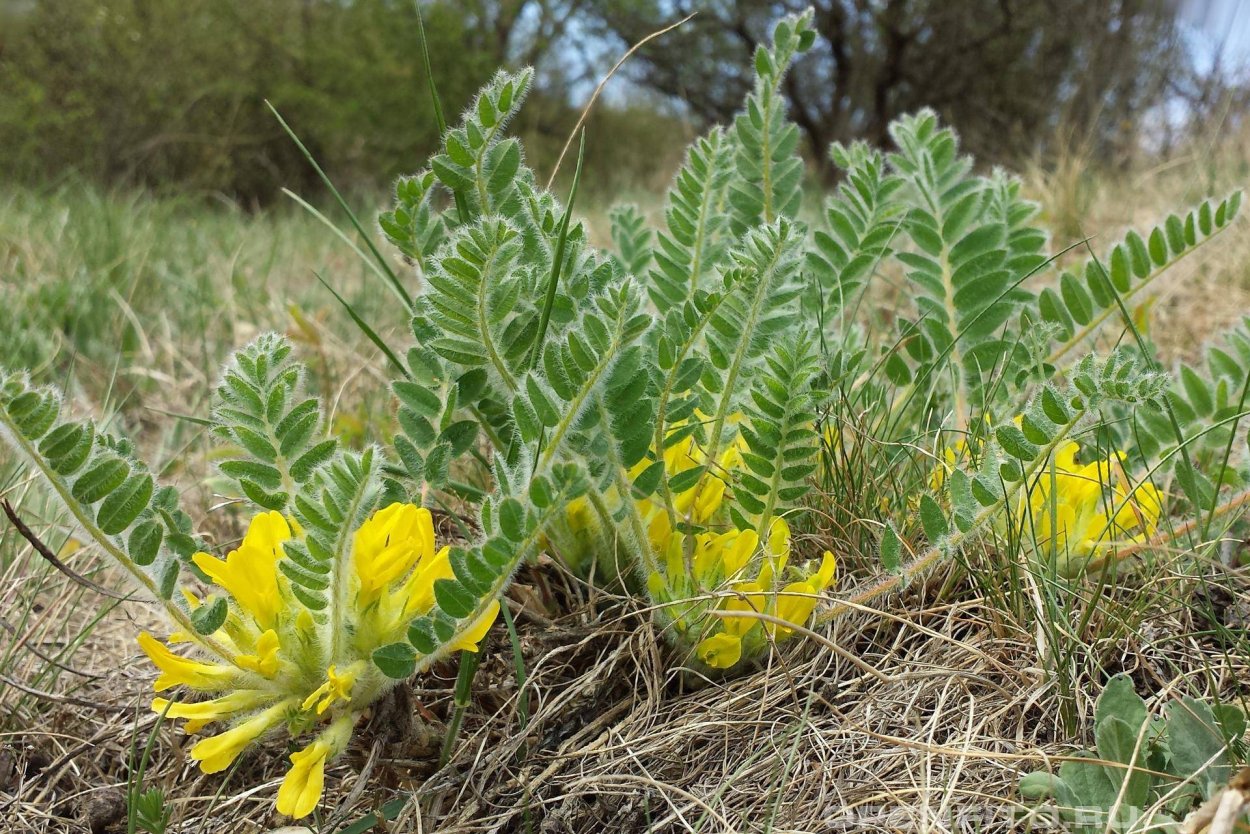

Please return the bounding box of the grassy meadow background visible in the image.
[4,1,1250,832]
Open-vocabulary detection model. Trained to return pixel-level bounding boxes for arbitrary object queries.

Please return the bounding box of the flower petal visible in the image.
[451,600,500,653]
[276,741,329,819]
[696,632,742,669]
[189,700,290,773]
[192,511,289,629]
[137,632,236,693]
[152,690,273,730]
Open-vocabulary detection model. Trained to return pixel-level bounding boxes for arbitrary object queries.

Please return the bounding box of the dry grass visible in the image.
[2,128,1250,832]
[1026,123,1250,364]
[6,549,1248,832]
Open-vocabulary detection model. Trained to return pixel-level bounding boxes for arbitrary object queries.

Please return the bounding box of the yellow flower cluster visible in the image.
[687,517,837,669]
[928,418,1164,576]
[635,430,749,580]
[627,429,837,670]
[139,503,497,819]
[1019,441,1163,576]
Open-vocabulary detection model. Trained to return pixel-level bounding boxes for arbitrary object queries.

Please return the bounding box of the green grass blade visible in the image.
[313,271,409,378]
[527,130,586,372]
[415,3,470,225]
[266,101,413,310]
[440,647,483,767]
[282,187,406,307]
[500,601,529,736]
[143,407,213,428]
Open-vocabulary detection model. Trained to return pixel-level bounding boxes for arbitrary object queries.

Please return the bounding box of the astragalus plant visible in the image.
[382,5,1246,670]
[0,334,552,818]
[2,3,1248,822]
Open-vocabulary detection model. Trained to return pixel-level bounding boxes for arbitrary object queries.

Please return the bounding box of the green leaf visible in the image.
[447,549,487,596]
[1041,385,1072,425]
[971,473,1000,506]
[1096,675,1148,736]
[128,520,164,567]
[1108,244,1130,292]
[408,619,437,655]
[38,423,82,462]
[948,469,976,532]
[433,578,476,619]
[372,643,417,679]
[1148,226,1168,266]
[233,427,278,462]
[477,92,497,128]
[1125,229,1151,277]
[458,548,497,589]
[481,536,514,571]
[1061,272,1093,326]
[1095,716,1151,809]
[529,475,553,508]
[498,497,525,540]
[439,420,478,457]
[880,524,901,573]
[96,472,154,535]
[394,381,442,418]
[1057,757,1118,811]
[668,465,706,495]
[1020,412,1055,446]
[1019,771,1060,800]
[525,376,560,427]
[919,494,948,542]
[46,423,94,475]
[1212,704,1246,744]
[995,425,1038,462]
[1168,697,1232,792]
[291,439,337,482]
[10,392,57,439]
[218,460,283,490]
[191,597,229,635]
[1180,366,1214,417]
[158,559,179,599]
[71,457,129,504]
[240,478,288,512]
[883,351,912,385]
[424,442,451,486]
[631,460,665,498]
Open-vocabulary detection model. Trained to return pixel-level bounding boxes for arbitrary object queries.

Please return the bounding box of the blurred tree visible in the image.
[0,0,581,200]
[453,0,590,67]
[4,0,1198,197]
[586,0,1188,173]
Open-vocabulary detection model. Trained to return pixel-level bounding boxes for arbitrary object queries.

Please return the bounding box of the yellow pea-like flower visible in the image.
[275,716,353,820]
[138,632,237,692]
[696,632,743,669]
[353,503,435,604]
[234,628,281,677]
[1019,441,1164,575]
[722,583,766,636]
[139,500,500,819]
[191,511,290,630]
[151,690,273,734]
[392,545,454,625]
[450,600,501,653]
[302,663,361,715]
[693,475,727,522]
[277,741,330,819]
[771,581,821,639]
[189,700,293,773]
[721,529,760,577]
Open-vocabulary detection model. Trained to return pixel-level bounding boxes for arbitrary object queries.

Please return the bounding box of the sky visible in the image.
[1181,0,1250,75]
